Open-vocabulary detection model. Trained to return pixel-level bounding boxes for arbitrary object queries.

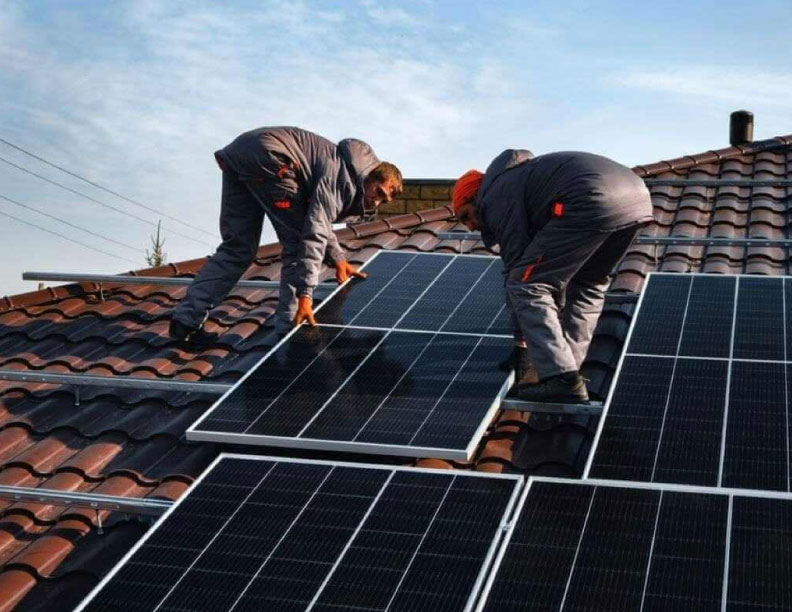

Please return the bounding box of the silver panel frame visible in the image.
[187,370,515,461]
[186,250,516,460]
[76,453,523,612]
[474,474,792,612]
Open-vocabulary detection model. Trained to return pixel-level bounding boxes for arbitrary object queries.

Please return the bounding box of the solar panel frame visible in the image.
[585,272,792,490]
[75,454,524,612]
[187,250,516,460]
[475,476,792,612]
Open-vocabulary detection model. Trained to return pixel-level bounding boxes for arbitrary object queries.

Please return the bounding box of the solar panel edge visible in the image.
[186,428,478,461]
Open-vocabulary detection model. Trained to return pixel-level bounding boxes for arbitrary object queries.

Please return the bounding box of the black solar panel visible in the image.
[589,273,792,491]
[316,251,511,335]
[188,326,513,459]
[480,479,791,612]
[188,251,516,459]
[77,456,521,612]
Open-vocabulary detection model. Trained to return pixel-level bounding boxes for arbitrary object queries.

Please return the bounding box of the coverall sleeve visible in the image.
[296,176,343,298]
[325,230,346,265]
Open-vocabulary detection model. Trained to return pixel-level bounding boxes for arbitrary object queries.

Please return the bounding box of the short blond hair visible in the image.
[367,162,403,196]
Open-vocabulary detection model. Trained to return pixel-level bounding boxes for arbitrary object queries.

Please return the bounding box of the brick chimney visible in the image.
[376,179,454,217]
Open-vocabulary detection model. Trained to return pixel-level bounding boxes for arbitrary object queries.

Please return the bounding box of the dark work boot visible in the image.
[169,318,219,349]
[516,371,589,403]
[498,345,534,383]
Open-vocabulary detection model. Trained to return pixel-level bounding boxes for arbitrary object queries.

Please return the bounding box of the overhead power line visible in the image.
[0,193,143,253]
[0,136,218,239]
[0,206,137,264]
[0,154,215,248]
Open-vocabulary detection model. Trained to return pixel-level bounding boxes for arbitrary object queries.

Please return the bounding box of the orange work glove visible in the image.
[293,295,316,327]
[335,260,368,284]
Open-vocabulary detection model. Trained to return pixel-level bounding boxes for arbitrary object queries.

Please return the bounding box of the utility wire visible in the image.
[0,206,138,264]
[0,154,215,248]
[0,137,218,239]
[0,193,143,253]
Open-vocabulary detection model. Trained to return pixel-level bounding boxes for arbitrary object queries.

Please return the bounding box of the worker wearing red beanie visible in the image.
[454,150,653,403]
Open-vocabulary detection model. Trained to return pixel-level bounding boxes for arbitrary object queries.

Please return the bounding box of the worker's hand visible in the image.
[335,260,368,284]
[293,295,316,327]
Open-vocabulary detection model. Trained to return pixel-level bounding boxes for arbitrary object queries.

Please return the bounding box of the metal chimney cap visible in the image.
[730,110,754,146]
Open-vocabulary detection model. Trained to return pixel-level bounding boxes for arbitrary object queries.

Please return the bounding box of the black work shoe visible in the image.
[516,371,589,404]
[169,318,219,348]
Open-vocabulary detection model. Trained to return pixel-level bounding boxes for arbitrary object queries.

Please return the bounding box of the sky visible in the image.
[0,0,790,296]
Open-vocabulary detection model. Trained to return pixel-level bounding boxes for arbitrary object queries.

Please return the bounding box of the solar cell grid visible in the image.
[733,277,786,361]
[77,456,522,612]
[626,274,691,355]
[315,251,511,336]
[477,478,792,612]
[588,273,792,491]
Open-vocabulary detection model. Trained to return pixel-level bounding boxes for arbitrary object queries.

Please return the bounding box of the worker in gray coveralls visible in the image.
[170,126,403,346]
[452,150,653,403]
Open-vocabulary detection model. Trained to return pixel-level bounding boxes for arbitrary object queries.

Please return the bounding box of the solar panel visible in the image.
[587,273,792,491]
[317,251,513,336]
[187,251,516,460]
[76,455,522,612]
[477,478,792,612]
[188,326,514,459]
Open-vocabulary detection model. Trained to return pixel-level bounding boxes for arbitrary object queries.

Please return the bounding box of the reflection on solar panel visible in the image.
[317,251,513,336]
[188,326,513,459]
[187,251,515,460]
[587,273,792,491]
[76,455,522,612]
[478,478,792,612]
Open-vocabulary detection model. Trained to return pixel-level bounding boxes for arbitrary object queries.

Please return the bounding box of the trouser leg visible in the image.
[561,225,643,368]
[172,171,264,328]
[240,181,301,335]
[506,221,613,380]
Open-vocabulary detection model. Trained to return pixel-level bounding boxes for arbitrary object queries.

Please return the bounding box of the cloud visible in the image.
[609,67,792,109]
[360,0,419,27]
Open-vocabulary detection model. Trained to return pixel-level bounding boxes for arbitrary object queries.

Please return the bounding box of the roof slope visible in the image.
[0,134,790,611]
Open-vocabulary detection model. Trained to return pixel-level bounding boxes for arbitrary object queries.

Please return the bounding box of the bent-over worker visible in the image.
[170,126,402,346]
[452,150,653,403]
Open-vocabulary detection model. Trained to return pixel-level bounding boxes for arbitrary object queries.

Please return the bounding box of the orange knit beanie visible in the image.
[452,169,484,213]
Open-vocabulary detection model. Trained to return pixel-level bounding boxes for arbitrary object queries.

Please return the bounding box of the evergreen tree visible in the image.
[145,220,167,267]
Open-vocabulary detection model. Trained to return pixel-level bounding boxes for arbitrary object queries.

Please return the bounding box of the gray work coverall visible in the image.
[172,127,380,333]
[476,150,654,379]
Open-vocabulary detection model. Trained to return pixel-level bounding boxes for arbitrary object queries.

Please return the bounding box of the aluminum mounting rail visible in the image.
[0,369,232,396]
[22,272,334,293]
[636,236,792,247]
[436,233,792,248]
[643,179,792,187]
[0,484,172,516]
[500,398,604,415]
